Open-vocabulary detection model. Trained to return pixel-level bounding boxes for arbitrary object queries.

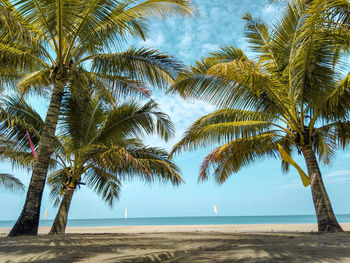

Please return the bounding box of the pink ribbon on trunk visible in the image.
[26,130,37,160]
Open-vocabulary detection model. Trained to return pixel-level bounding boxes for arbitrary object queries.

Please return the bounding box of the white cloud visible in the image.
[201,43,219,55]
[143,93,215,150]
[142,33,165,48]
[180,34,193,47]
[276,179,301,190]
[340,152,350,158]
[134,0,280,149]
[136,0,270,65]
[326,177,350,184]
[262,4,278,16]
[324,170,350,178]
[323,169,350,184]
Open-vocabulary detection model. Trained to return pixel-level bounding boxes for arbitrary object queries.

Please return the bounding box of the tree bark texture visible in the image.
[8,82,65,237]
[49,189,74,235]
[302,145,343,232]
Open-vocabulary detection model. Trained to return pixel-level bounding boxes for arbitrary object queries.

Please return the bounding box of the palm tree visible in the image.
[48,142,181,235]
[0,93,182,235]
[47,93,181,234]
[0,0,194,236]
[168,3,350,232]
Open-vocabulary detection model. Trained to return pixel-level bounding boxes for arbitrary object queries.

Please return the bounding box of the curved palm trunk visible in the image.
[8,82,65,237]
[302,145,343,232]
[49,189,74,235]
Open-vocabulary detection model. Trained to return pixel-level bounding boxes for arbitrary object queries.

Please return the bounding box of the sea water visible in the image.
[1,214,350,228]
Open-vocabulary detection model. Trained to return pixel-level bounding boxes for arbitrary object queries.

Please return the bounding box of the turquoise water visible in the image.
[1,214,350,228]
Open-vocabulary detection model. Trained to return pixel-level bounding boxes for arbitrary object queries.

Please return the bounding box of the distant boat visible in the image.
[213,205,218,216]
[43,208,48,219]
[213,205,219,224]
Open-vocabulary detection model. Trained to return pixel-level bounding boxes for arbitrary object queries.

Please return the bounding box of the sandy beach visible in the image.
[1,224,350,262]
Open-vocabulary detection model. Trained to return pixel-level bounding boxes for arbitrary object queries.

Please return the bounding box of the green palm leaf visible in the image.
[0,173,25,193]
[92,47,185,89]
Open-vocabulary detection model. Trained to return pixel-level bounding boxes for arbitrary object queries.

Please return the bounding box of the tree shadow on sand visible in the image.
[1,232,350,262]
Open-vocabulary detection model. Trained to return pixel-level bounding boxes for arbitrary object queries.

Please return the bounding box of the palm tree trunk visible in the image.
[49,189,74,235]
[8,82,65,237]
[301,145,343,232]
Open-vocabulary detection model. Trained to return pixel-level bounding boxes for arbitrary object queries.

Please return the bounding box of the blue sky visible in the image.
[1,0,350,221]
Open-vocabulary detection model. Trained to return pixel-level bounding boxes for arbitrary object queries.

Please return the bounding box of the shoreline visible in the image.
[1,223,350,235]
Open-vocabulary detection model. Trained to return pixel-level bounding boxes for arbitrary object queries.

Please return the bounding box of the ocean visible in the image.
[1,214,350,228]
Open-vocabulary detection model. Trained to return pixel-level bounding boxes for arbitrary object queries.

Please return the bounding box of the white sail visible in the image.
[125,208,128,219]
[213,205,218,216]
[44,208,48,219]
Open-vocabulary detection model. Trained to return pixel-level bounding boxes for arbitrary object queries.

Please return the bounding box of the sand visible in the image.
[1,224,350,262]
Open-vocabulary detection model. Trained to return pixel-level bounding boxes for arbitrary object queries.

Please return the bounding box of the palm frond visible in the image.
[207,52,292,112]
[80,70,152,99]
[199,133,279,184]
[94,100,174,143]
[312,127,337,165]
[315,73,350,120]
[170,109,275,157]
[242,13,276,63]
[0,1,41,45]
[125,0,195,19]
[0,173,25,193]
[121,145,183,184]
[0,148,35,169]
[18,68,51,96]
[92,47,185,89]
[47,169,66,207]
[85,166,121,207]
[0,95,43,151]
